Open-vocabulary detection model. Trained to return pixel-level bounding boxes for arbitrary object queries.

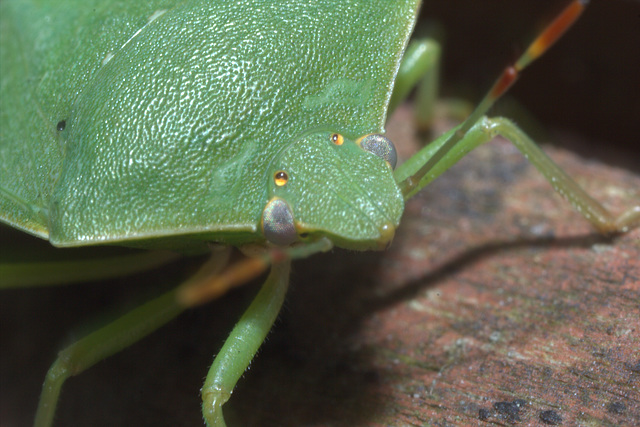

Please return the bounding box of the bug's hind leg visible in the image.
[0,237,180,289]
[388,37,441,130]
[389,31,473,134]
[396,116,640,233]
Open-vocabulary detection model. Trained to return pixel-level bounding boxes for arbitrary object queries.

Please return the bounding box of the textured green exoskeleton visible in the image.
[2,0,639,426]
[0,0,412,250]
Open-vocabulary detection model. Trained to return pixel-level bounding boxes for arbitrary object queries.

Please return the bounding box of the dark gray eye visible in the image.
[357,134,397,169]
[261,197,297,246]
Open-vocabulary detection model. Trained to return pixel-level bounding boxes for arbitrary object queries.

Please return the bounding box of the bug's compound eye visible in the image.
[56,120,66,131]
[356,133,397,169]
[261,197,298,246]
[330,133,344,146]
[274,170,288,186]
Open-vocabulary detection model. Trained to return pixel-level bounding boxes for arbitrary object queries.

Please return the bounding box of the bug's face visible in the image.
[261,131,404,250]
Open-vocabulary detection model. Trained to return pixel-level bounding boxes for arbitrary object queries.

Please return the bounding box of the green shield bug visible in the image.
[1,0,639,425]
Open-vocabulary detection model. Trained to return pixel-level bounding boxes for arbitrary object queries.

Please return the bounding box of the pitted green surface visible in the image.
[0,0,419,247]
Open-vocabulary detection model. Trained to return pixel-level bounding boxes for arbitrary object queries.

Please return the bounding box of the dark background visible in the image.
[418,0,639,170]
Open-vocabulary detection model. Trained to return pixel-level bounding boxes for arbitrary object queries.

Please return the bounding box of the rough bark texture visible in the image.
[1,106,639,426]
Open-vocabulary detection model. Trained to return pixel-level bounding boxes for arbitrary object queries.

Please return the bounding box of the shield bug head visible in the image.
[261,131,403,249]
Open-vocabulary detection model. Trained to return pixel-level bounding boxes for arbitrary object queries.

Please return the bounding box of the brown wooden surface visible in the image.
[2,105,639,426]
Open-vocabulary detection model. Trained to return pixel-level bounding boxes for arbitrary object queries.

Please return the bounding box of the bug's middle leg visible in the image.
[34,289,185,427]
[32,250,234,427]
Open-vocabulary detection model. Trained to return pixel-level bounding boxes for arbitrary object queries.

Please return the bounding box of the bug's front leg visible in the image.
[173,239,332,426]
[198,261,291,427]
[395,0,639,234]
[396,117,640,233]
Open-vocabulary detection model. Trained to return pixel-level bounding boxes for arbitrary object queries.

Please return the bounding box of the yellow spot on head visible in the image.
[274,170,288,186]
